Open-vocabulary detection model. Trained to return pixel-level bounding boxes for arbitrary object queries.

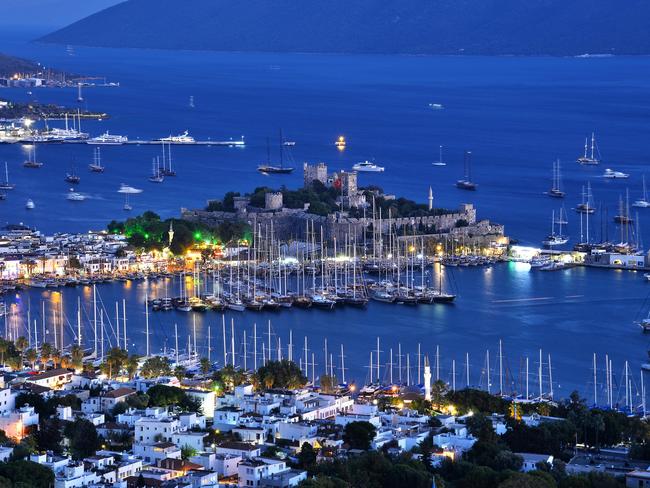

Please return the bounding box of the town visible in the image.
[0,334,646,488]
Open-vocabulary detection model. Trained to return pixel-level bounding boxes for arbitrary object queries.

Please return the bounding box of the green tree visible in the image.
[34,418,63,454]
[466,413,497,443]
[141,356,171,378]
[298,442,317,470]
[200,357,211,375]
[174,365,187,381]
[342,421,376,450]
[0,460,54,488]
[254,360,307,390]
[66,419,100,460]
[126,354,140,379]
[181,444,198,459]
[24,348,38,370]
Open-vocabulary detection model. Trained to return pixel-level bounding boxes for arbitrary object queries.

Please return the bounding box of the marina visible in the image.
[2,36,650,403]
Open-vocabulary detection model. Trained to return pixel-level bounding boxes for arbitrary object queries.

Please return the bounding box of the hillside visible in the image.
[39,0,650,55]
[0,53,42,77]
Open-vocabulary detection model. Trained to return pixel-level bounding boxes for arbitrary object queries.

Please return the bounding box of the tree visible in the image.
[298,442,317,469]
[104,347,128,378]
[174,365,187,381]
[498,472,555,488]
[343,421,376,450]
[34,418,63,454]
[66,419,100,460]
[70,344,84,371]
[126,392,149,409]
[431,380,449,410]
[466,413,497,443]
[126,355,140,379]
[181,444,198,459]
[200,357,211,375]
[0,460,54,488]
[141,356,171,378]
[254,360,307,390]
[15,336,28,355]
[146,384,201,413]
[39,343,53,366]
[0,341,7,366]
[320,375,337,394]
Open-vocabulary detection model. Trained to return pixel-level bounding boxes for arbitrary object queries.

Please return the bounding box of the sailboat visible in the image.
[633,175,650,208]
[456,150,477,190]
[257,131,295,174]
[547,160,565,198]
[542,208,569,246]
[577,132,600,165]
[65,161,81,184]
[432,145,446,166]
[575,182,595,214]
[89,147,105,172]
[614,190,634,224]
[123,193,132,211]
[148,158,164,183]
[0,162,15,190]
[160,142,176,176]
[23,145,43,168]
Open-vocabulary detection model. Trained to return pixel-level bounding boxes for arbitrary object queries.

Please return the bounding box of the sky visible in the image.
[1,0,123,31]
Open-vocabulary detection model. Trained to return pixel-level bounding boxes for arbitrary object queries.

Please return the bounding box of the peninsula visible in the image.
[40,0,650,55]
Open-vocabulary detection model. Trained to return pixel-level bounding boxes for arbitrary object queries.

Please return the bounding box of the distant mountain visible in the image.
[39,0,650,55]
[1,0,124,30]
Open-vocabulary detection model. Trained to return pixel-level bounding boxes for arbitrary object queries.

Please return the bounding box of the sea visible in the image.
[2,29,650,403]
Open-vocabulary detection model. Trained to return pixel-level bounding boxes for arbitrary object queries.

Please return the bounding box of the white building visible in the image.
[171,431,208,452]
[238,458,304,488]
[134,415,180,444]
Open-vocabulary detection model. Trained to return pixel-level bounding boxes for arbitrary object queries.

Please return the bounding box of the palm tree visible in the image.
[51,349,62,368]
[25,348,38,370]
[200,358,211,376]
[15,337,28,363]
[70,344,84,372]
[105,347,128,379]
[126,355,140,379]
[6,355,21,371]
[0,341,8,367]
[174,365,186,382]
[40,342,53,366]
[61,356,72,369]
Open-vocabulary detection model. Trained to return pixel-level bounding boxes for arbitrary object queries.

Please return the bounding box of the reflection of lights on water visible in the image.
[511,261,531,272]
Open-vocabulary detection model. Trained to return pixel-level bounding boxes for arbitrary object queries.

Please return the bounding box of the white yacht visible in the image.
[25,199,35,210]
[157,131,195,144]
[429,103,444,110]
[603,168,629,179]
[118,184,143,194]
[66,189,86,201]
[352,160,384,172]
[88,131,128,145]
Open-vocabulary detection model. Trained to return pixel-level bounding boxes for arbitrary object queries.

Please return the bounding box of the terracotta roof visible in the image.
[104,387,135,399]
[27,368,72,381]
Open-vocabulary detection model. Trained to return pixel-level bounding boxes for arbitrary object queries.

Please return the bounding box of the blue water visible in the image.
[2,32,650,401]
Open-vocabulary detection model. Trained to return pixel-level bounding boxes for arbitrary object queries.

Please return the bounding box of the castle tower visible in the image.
[428,186,433,211]
[424,355,432,401]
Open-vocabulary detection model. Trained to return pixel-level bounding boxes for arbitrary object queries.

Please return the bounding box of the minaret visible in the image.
[428,186,433,211]
[424,355,432,401]
[168,221,174,248]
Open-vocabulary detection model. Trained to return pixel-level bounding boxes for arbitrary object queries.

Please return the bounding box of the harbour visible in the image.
[2,34,650,403]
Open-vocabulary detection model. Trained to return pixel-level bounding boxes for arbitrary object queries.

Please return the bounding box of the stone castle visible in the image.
[181,162,506,248]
